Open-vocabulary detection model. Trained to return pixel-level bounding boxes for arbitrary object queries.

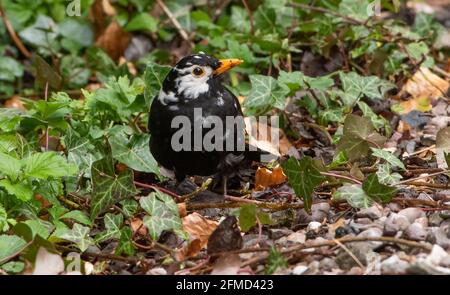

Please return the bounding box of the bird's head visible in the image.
[161,53,243,101]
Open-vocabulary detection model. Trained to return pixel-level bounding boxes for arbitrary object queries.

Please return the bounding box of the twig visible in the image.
[179,178,213,202]
[320,172,363,185]
[133,181,181,201]
[155,0,194,48]
[241,0,254,34]
[0,5,32,58]
[287,2,367,26]
[333,239,365,269]
[395,170,450,185]
[400,181,449,189]
[44,82,50,151]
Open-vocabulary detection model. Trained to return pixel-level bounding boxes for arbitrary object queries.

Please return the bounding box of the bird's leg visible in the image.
[222,175,228,196]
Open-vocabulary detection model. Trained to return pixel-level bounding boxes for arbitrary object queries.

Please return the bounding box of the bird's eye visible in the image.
[192,67,204,77]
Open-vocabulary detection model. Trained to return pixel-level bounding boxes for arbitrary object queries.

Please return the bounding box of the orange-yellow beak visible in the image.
[213,59,244,76]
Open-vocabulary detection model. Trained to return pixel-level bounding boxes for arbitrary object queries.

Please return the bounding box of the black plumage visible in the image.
[148,53,250,184]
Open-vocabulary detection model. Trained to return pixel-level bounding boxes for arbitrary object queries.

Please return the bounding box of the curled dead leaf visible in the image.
[254,166,287,191]
[177,202,187,218]
[399,67,449,100]
[95,21,131,61]
[182,212,218,249]
[391,96,432,115]
[130,218,148,236]
[4,96,25,110]
[175,239,202,261]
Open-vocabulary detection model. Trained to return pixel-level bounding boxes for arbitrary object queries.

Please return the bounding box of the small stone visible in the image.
[426,245,450,267]
[405,222,428,241]
[307,221,322,233]
[311,203,330,222]
[384,213,411,236]
[319,257,338,271]
[428,227,450,249]
[347,267,364,275]
[336,242,374,269]
[356,205,383,220]
[286,232,306,244]
[146,267,167,275]
[358,227,383,249]
[429,212,444,226]
[415,217,428,228]
[381,255,409,274]
[269,228,293,240]
[354,218,373,225]
[292,265,308,275]
[387,202,402,212]
[398,208,426,223]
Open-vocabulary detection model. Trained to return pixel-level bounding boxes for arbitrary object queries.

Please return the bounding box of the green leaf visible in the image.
[144,61,171,105]
[24,152,78,179]
[282,156,325,212]
[339,0,372,22]
[362,174,397,203]
[0,56,24,82]
[1,261,25,273]
[54,223,93,252]
[125,13,158,32]
[32,55,62,90]
[0,235,27,265]
[0,151,22,181]
[115,226,135,256]
[90,154,137,219]
[0,204,9,232]
[265,246,288,274]
[336,115,386,161]
[357,101,391,135]
[61,211,92,227]
[237,204,273,232]
[95,213,123,243]
[140,190,182,240]
[370,148,406,170]
[338,72,395,106]
[0,108,23,132]
[120,199,139,218]
[333,184,373,208]
[0,179,33,201]
[109,126,160,174]
[23,219,52,239]
[244,75,289,115]
[376,163,402,185]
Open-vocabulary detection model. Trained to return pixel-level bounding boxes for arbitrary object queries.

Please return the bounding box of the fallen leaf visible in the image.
[175,239,202,261]
[254,166,287,191]
[391,96,432,115]
[399,67,449,100]
[130,218,148,236]
[4,96,25,110]
[95,21,131,61]
[89,0,117,37]
[182,212,218,250]
[177,203,187,218]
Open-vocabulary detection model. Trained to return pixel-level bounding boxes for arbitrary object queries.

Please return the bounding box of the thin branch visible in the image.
[0,5,32,58]
[134,181,181,201]
[241,0,254,34]
[321,172,363,185]
[395,170,450,185]
[155,0,194,48]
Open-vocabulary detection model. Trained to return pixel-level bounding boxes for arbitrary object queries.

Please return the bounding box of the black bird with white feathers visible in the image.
[148,53,259,190]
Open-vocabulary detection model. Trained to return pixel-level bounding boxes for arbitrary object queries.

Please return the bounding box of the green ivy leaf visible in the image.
[144,61,171,105]
[338,72,395,106]
[54,223,93,252]
[125,13,158,32]
[61,210,92,227]
[0,205,9,232]
[236,204,273,232]
[90,154,137,219]
[376,163,402,185]
[109,126,160,174]
[116,226,135,256]
[333,184,373,208]
[95,213,123,243]
[336,114,386,161]
[282,156,325,212]
[370,147,406,170]
[140,190,182,240]
[362,174,397,203]
[24,152,78,179]
[120,199,139,218]
[244,74,289,115]
[0,235,27,265]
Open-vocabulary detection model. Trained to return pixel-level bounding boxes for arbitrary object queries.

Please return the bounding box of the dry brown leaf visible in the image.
[254,166,287,191]
[130,218,148,236]
[177,203,187,218]
[89,0,117,37]
[95,21,131,61]
[182,212,218,249]
[175,239,202,261]
[328,218,346,237]
[4,95,25,110]
[391,96,432,115]
[244,117,294,158]
[400,67,449,100]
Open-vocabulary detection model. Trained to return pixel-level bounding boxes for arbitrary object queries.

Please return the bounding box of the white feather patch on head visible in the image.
[175,66,212,99]
[158,90,179,105]
[216,95,224,106]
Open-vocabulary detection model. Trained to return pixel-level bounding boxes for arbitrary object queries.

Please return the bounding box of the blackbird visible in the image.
[148,53,257,190]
